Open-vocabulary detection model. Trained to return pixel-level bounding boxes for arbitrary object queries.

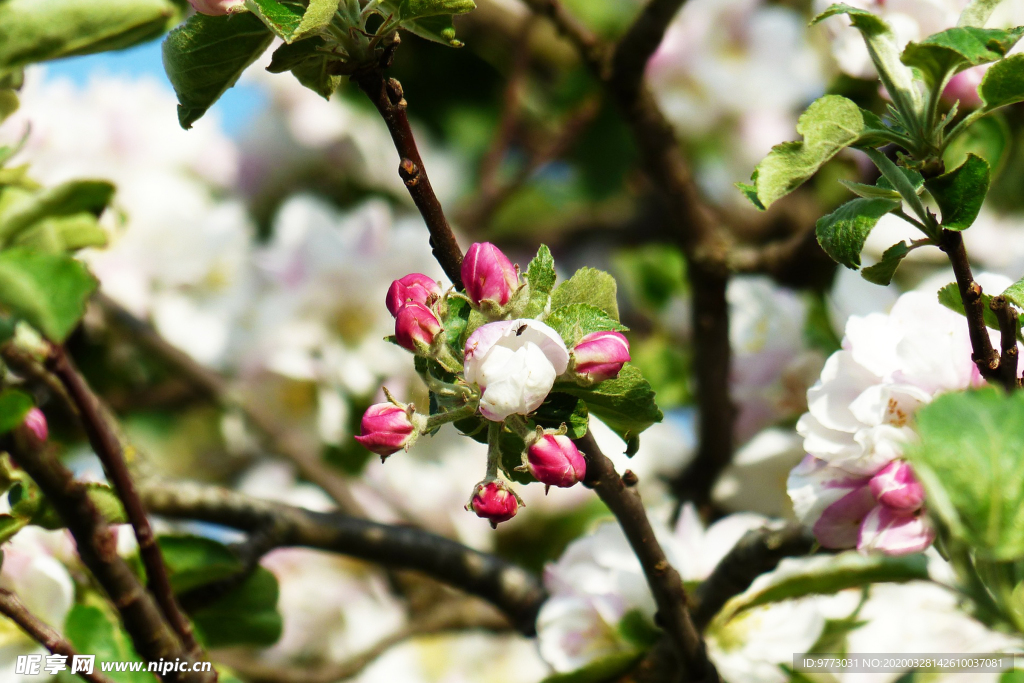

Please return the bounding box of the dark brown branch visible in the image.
[44,345,208,671]
[212,598,509,683]
[350,52,464,289]
[691,524,815,630]
[990,295,1019,392]
[95,295,364,515]
[0,588,117,683]
[575,432,719,682]
[940,230,999,381]
[6,429,204,683]
[137,478,547,636]
[609,0,684,101]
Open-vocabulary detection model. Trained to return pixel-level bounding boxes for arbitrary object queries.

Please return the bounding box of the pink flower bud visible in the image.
[394,302,442,351]
[942,65,985,109]
[572,331,630,383]
[462,242,519,308]
[858,506,934,556]
[469,481,519,528]
[527,435,586,488]
[386,273,442,317]
[869,460,925,513]
[354,403,417,457]
[22,408,47,443]
[188,0,245,15]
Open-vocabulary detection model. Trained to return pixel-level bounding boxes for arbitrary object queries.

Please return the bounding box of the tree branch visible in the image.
[95,294,364,515]
[211,598,509,683]
[574,431,719,682]
[43,344,206,669]
[940,230,1000,381]
[691,524,815,630]
[0,588,117,683]
[990,295,1019,392]
[350,46,464,289]
[609,0,684,102]
[6,429,206,683]
[137,478,547,636]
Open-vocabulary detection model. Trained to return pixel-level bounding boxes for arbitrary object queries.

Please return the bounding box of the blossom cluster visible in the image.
[355,242,631,527]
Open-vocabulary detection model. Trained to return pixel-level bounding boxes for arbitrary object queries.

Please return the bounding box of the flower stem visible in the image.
[486,421,502,479]
[425,403,478,432]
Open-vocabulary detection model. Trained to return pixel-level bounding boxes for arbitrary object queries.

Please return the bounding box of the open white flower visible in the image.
[464,319,570,421]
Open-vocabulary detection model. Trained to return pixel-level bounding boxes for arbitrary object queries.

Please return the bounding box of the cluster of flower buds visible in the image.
[356,241,633,529]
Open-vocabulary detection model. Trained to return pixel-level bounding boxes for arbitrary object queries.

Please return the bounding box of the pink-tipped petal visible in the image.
[354,403,417,457]
[462,242,519,307]
[394,302,442,351]
[869,460,925,513]
[528,435,586,488]
[470,481,519,527]
[858,506,935,556]
[573,331,630,383]
[386,273,442,317]
[812,485,876,549]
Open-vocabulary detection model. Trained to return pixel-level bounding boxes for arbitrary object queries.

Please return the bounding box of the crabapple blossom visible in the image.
[461,242,519,311]
[571,331,631,383]
[188,0,245,15]
[354,402,422,458]
[527,435,586,489]
[870,459,925,512]
[393,301,442,352]
[464,319,570,421]
[468,481,519,528]
[385,273,441,317]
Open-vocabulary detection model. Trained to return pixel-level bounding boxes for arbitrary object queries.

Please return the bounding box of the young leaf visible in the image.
[0,248,97,342]
[550,267,620,321]
[0,515,27,545]
[62,604,151,683]
[0,180,114,246]
[837,180,901,200]
[0,388,33,435]
[980,53,1024,111]
[378,0,477,46]
[735,181,766,210]
[522,244,556,318]
[861,241,913,285]
[159,535,245,594]
[192,567,283,648]
[1001,278,1024,310]
[0,90,17,125]
[11,214,109,253]
[937,281,1011,336]
[713,552,928,626]
[397,14,464,47]
[32,482,127,529]
[901,27,1024,90]
[545,303,627,348]
[251,0,339,43]
[812,5,921,120]
[907,388,1024,560]
[163,12,274,129]
[750,95,893,209]
[815,197,901,269]
[267,37,341,100]
[925,153,990,231]
[555,364,663,444]
[863,148,929,224]
[958,0,1009,27]
[0,0,183,70]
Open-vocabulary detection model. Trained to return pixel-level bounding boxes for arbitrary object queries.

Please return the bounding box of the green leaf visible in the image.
[617,608,661,649]
[32,482,127,528]
[750,95,894,209]
[0,248,97,342]
[550,267,620,321]
[545,303,627,348]
[159,535,244,594]
[290,54,341,99]
[1001,278,1024,310]
[944,112,1010,175]
[937,281,1009,335]
[251,0,339,43]
[863,147,929,223]
[397,14,464,47]
[907,388,1024,560]
[980,53,1024,111]
[612,244,687,313]
[266,34,342,97]
[736,181,766,210]
[522,244,556,318]
[812,5,921,120]
[192,567,283,648]
[61,605,153,683]
[0,180,114,246]
[925,153,990,231]
[901,27,1024,90]
[713,551,929,626]
[815,197,901,269]
[539,651,645,683]
[0,515,27,545]
[861,241,914,285]
[959,0,1009,27]
[12,214,109,253]
[0,0,183,70]
[0,388,32,435]
[838,180,901,200]
[533,392,589,440]
[556,364,663,444]
[162,12,274,129]
[385,0,477,19]
[0,90,17,125]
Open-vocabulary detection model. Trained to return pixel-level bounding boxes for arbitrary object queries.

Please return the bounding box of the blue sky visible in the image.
[46,39,267,137]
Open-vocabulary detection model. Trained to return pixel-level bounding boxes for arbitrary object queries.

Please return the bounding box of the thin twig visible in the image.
[0,588,117,683]
[137,477,547,635]
[350,45,464,289]
[990,295,1019,392]
[95,294,364,515]
[940,230,1000,381]
[5,429,206,683]
[575,431,719,682]
[212,598,509,683]
[44,344,207,669]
